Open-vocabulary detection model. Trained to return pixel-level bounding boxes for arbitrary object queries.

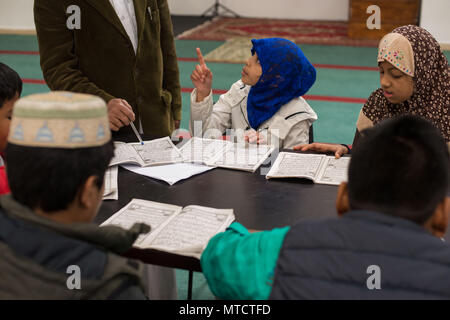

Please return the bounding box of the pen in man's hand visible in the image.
[130,122,144,145]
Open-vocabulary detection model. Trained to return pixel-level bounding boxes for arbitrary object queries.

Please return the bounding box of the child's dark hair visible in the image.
[0,62,23,107]
[348,114,449,224]
[5,140,114,212]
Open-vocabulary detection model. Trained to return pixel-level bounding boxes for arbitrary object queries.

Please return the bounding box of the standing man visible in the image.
[34,1,181,299]
[34,0,182,138]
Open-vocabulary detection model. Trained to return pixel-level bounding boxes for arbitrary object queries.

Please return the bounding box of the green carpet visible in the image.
[0,34,39,51]
[1,34,449,300]
[2,36,450,144]
[176,270,215,300]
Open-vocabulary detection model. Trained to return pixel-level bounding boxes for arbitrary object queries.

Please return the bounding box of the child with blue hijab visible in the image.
[190,38,318,149]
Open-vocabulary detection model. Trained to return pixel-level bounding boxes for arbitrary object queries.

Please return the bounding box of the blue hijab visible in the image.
[247,38,316,129]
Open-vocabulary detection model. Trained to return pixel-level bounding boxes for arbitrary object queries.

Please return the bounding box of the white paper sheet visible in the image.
[206,143,275,172]
[103,165,119,200]
[121,162,215,185]
[266,152,350,185]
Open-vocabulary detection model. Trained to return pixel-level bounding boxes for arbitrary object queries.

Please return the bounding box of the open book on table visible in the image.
[110,137,183,167]
[266,152,350,186]
[101,199,235,259]
[103,166,118,200]
[178,137,275,173]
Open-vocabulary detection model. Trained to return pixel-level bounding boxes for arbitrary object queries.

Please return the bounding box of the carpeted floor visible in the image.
[177,17,380,47]
[1,16,449,300]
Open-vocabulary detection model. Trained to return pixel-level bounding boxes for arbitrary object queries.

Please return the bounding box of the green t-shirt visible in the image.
[200,222,290,299]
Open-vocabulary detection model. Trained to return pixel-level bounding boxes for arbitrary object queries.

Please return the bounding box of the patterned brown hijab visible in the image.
[361,25,449,142]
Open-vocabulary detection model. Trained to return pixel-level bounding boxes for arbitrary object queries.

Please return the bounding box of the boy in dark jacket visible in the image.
[0,91,149,299]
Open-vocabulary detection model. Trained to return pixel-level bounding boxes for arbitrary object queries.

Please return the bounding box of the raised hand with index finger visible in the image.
[190,48,213,102]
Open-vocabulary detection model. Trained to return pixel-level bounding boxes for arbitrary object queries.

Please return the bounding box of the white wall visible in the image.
[0,0,35,30]
[420,0,450,45]
[0,0,449,46]
[167,0,350,21]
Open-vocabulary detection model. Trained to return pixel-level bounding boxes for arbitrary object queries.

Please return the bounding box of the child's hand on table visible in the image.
[244,129,267,145]
[293,143,349,159]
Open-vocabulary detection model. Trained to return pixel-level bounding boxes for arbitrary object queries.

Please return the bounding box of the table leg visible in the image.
[187,270,194,300]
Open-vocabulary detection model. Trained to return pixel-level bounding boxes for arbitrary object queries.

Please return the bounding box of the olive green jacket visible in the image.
[0,195,150,299]
[34,0,181,137]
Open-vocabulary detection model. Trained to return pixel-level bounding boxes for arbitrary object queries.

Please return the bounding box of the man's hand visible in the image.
[190,48,213,102]
[107,99,135,131]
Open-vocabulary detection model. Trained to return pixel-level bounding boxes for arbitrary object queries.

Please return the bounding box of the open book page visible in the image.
[315,156,350,186]
[138,205,235,259]
[101,199,183,245]
[121,162,214,185]
[206,143,275,172]
[266,152,326,181]
[130,137,184,166]
[110,142,144,167]
[266,152,350,185]
[103,165,118,200]
[178,137,232,164]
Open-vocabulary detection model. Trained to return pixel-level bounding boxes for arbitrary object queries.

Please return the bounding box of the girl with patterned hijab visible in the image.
[190,38,318,149]
[295,25,450,156]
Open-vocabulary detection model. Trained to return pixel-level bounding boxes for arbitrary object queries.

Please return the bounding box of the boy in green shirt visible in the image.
[0,92,149,299]
[201,115,450,299]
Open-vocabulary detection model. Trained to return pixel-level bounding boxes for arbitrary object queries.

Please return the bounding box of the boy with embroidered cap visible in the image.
[295,25,450,156]
[190,38,317,148]
[201,115,450,299]
[0,91,149,299]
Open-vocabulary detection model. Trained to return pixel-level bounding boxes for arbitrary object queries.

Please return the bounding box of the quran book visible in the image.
[266,152,350,186]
